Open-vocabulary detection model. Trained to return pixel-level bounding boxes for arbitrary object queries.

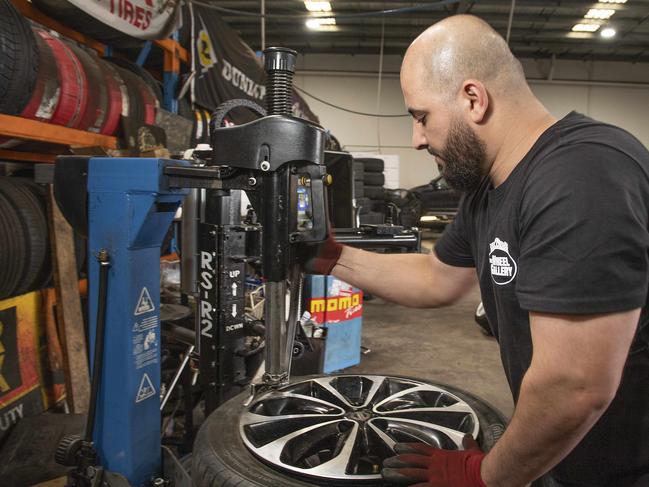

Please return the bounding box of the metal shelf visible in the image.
[0,114,118,152]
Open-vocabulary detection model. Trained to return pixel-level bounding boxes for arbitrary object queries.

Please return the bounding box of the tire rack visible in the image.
[0,1,189,413]
[0,0,189,162]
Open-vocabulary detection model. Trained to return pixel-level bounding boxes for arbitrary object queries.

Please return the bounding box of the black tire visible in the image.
[365,186,385,199]
[354,181,364,199]
[67,42,107,133]
[0,0,38,116]
[22,180,52,290]
[105,57,163,104]
[0,178,49,296]
[0,190,27,299]
[356,158,384,173]
[114,67,145,125]
[364,172,385,186]
[192,376,507,487]
[353,161,364,181]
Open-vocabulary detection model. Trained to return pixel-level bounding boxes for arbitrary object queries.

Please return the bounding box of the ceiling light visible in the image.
[572,23,601,32]
[601,27,617,38]
[598,0,627,3]
[304,1,332,12]
[585,8,616,19]
[306,17,336,30]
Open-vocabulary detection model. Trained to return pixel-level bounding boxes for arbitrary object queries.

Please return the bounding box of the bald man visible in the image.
[309,14,649,487]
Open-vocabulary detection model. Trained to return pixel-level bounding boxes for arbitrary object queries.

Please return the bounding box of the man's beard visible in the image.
[434,118,487,192]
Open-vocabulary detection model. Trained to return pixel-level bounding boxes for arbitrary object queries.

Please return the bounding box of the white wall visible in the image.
[295,54,649,189]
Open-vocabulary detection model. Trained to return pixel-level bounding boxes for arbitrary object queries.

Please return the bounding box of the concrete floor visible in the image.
[346,237,515,418]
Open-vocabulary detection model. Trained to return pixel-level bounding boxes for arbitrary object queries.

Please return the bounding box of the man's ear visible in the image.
[460,79,488,123]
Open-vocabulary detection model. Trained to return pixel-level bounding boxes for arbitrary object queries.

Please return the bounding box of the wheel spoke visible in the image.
[373,384,462,412]
[254,419,348,463]
[367,419,397,452]
[379,403,475,416]
[360,376,386,408]
[240,410,343,427]
[313,377,356,409]
[377,417,467,448]
[274,391,347,412]
[308,422,360,475]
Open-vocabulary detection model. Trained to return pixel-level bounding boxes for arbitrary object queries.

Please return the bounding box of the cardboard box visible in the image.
[0,291,65,442]
[304,276,363,373]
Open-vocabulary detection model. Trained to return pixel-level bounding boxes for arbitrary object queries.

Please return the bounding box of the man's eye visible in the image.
[417,116,427,126]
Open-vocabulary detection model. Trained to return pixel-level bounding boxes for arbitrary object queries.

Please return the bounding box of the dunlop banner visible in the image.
[187,5,319,124]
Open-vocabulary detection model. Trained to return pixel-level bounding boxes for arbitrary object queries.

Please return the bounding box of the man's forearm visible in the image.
[332,246,446,308]
[480,370,613,486]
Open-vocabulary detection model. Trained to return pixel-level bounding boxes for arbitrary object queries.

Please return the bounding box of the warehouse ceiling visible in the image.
[201,0,649,63]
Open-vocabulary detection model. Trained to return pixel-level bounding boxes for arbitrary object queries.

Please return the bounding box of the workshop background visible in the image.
[0,0,647,486]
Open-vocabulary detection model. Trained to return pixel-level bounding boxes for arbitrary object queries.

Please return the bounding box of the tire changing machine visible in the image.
[52,47,331,486]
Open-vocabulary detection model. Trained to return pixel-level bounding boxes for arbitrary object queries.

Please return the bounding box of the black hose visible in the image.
[85,249,110,443]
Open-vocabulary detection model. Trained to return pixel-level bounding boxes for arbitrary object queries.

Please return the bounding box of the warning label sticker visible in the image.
[132,328,158,370]
[132,315,158,333]
[134,287,155,316]
[135,373,156,403]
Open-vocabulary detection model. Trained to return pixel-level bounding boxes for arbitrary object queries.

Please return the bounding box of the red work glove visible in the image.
[381,436,486,487]
[301,231,343,275]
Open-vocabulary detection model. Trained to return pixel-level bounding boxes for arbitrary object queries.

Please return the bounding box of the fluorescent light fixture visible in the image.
[601,27,617,38]
[572,23,601,32]
[304,1,332,12]
[305,17,336,30]
[585,8,616,19]
[598,0,626,3]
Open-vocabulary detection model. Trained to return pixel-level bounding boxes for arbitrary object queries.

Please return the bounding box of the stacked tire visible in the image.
[0,178,51,299]
[355,157,386,225]
[0,0,38,117]
[0,176,87,300]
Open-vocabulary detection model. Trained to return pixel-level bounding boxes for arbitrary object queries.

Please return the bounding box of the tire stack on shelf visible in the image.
[0,0,39,118]
[0,177,51,300]
[0,0,161,147]
[0,174,86,300]
[355,157,386,225]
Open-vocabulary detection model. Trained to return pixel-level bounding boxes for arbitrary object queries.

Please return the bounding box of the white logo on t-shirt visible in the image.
[489,238,517,285]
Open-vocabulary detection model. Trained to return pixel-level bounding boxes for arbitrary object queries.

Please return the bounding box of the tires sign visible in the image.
[67,0,181,40]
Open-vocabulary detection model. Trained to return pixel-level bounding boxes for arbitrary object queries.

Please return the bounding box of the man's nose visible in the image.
[411,122,428,150]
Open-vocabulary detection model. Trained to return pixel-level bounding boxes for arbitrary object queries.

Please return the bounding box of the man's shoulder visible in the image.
[550,112,648,163]
[524,112,649,184]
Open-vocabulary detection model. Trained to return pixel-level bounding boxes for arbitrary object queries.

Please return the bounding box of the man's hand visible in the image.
[381,436,486,487]
[300,232,343,275]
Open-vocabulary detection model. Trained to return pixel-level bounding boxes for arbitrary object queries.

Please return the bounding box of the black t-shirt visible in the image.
[435,112,649,486]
